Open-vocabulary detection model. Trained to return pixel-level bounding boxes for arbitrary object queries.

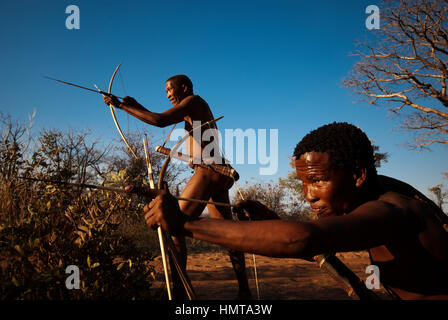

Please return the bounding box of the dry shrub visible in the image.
[0,114,167,299]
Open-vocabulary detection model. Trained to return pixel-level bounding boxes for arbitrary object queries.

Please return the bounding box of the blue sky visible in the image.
[1,0,447,200]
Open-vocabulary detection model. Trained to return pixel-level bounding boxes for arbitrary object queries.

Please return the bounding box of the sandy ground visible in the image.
[151,250,391,300]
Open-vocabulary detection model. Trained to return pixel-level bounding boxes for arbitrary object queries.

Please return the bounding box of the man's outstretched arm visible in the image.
[104,95,195,127]
[145,190,405,258]
[145,189,318,258]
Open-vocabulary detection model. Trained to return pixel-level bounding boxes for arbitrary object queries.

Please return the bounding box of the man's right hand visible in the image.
[233,200,281,221]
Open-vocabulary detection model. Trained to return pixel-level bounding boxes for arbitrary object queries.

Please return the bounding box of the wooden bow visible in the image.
[104,64,190,299]
[143,134,173,300]
[107,63,139,160]
[154,116,224,300]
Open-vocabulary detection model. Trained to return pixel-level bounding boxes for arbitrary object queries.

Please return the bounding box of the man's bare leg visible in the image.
[170,168,209,299]
[208,189,252,300]
[169,167,251,299]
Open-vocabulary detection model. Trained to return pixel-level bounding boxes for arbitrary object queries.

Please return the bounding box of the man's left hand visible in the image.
[144,188,187,236]
[104,94,122,108]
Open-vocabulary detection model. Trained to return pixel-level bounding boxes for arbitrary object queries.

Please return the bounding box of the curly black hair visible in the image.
[166,75,193,93]
[293,122,377,176]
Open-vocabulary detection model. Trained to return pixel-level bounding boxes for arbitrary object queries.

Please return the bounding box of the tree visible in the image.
[373,144,389,168]
[0,111,34,182]
[30,129,108,184]
[234,177,312,222]
[344,0,448,149]
[106,131,188,193]
[235,180,287,216]
[429,183,448,210]
[278,171,314,221]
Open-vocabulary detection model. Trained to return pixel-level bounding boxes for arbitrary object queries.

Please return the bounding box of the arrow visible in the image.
[19,176,234,207]
[43,76,123,99]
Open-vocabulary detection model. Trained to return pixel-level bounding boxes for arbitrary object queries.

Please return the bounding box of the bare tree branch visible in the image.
[344,0,448,149]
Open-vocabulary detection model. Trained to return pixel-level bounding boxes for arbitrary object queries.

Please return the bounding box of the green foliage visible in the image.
[0,187,154,299]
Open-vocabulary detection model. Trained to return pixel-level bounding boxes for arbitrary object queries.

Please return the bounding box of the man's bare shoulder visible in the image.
[345,195,406,224]
[378,175,430,202]
[375,191,430,232]
[377,177,448,235]
[181,94,207,106]
[377,175,443,218]
[378,190,418,208]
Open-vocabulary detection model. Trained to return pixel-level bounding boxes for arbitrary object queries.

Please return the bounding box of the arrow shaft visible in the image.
[43,76,123,99]
[19,176,234,207]
[19,176,127,193]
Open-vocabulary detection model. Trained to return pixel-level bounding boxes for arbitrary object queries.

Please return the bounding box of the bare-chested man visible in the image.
[104,75,251,299]
[144,122,448,300]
